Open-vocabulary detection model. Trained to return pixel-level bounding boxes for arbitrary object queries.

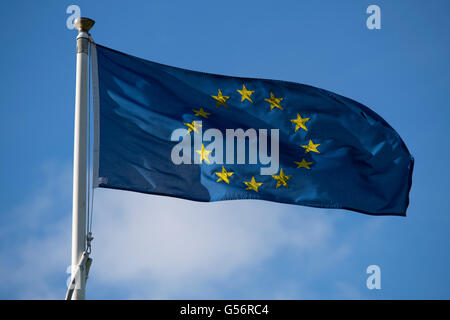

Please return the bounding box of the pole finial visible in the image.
[74,17,95,33]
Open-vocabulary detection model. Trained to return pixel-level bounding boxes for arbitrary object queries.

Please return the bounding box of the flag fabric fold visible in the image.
[93,44,413,216]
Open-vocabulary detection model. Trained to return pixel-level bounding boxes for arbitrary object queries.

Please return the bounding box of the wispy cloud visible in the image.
[0,161,370,299]
[0,161,72,299]
[90,189,336,298]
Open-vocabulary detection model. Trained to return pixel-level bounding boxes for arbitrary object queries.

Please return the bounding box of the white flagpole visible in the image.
[70,17,95,300]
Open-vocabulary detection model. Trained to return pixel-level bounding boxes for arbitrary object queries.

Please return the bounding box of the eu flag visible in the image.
[93,44,413,216]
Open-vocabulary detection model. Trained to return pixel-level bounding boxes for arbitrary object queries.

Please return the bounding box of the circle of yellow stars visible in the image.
[183,83,322,192]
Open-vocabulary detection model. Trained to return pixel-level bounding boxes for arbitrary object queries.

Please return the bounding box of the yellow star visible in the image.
[290,113,310,132]
[264,92,283,111]
[243,176,263,192]
[195,144,212,163]
[294,159,313,169]
[211,89,230,108]
[301,139,320,153]
[192,107,211,118]
[271,168,291,188]
[184,120,202,133]
[237,84,254,103]
[215,166,234,184]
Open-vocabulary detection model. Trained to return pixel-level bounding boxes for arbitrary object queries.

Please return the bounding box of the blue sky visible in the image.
[0,0,449,299]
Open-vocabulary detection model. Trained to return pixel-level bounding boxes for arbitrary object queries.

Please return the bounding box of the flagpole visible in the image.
[70,17,95,300]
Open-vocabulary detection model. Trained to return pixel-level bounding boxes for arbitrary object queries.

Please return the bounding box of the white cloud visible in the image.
[0,161,368,299]
[90,189,336,298]
[0,161,72,299]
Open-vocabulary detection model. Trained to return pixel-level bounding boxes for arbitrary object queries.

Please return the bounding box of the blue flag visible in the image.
[93,44,413,216]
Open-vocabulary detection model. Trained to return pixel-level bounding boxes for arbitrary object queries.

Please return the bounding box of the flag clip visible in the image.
[86,232,94,254]
[98,177,108,185]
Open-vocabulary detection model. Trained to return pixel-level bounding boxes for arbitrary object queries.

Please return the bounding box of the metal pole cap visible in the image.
[74,17,95,33]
